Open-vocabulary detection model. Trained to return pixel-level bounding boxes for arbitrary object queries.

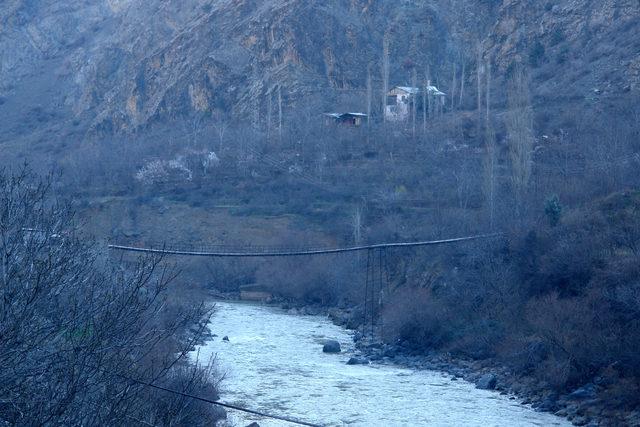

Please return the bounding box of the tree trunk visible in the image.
[422,78,428,135]
[381,34,390,124]
[459,61,466,108]
[277,85,283,141]
[484,124,497,230]
[476,44,483,117]
[366,65,373,134]
[451,63,457,111]
[486,59,491,124]
[266,89,272,141]
[412,68,417,138]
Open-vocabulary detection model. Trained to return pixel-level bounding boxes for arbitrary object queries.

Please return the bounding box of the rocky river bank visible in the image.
[205,293,638,426]
[285,302,640,427]
[197,299,574,426]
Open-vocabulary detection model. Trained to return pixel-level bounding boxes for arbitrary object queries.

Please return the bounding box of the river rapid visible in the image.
[193,301,571,427]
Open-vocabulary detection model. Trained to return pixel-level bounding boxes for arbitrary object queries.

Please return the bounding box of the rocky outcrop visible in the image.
[0,0,449,140]
[1,1,638,147]
[485,0,640,102]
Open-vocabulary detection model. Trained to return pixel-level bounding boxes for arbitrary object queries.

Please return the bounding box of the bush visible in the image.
[544,194,562,227]
[529,40,546,67]
[382,288,452,349]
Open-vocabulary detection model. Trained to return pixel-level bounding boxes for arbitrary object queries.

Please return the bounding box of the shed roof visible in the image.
[394,86,420,95]
[426,85,446,96]
[390,85,446,96]
[323,112,368,119]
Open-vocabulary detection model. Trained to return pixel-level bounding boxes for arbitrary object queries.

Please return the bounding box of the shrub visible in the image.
[544,194,562,227]
[529,41,546,67]
[382,288,452,349]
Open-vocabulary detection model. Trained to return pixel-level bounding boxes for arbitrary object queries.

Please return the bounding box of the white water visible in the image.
[194,301,570,427]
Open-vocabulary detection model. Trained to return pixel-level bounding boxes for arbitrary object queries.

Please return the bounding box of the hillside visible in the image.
[2,0,638,146]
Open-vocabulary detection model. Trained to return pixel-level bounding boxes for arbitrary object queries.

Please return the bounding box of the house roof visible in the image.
[426,85,446,96]
[390,85,446,96]
[394,86,420,95]
[323,112,368,118]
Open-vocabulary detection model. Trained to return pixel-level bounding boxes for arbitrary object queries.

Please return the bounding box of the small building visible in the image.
[384,85,446,122]
[239,284,273,302]
[323,112,368,127]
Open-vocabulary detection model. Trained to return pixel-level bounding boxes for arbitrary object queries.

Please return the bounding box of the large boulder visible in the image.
[346,357,369,365]
[476,373,497,390]
[323,340,341,353]
[568,383,598,400]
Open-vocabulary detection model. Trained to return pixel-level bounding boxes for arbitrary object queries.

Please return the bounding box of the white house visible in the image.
[384,85,446,122]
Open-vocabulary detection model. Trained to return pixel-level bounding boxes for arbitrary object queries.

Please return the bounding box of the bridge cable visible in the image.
[108,233,503,258]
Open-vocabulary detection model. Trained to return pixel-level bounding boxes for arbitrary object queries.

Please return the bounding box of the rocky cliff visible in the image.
[486,0,640,104]
[0,0,638,143]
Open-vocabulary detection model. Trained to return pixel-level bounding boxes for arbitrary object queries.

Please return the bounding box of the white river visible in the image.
[193,301,571,427]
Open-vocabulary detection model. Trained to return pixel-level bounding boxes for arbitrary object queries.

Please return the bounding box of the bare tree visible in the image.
[352,205,364,244]
[423,70,428,135]
[459,60,466,108]
[278,85,283,141]
[483,123,498,229]
[0,169,222,426]
[451,63,457,111]
[266,88,273,141]
[506,67,534,215]
[214,113,229,152]
[476,43,483,120]
[381,33,391,124]
[412,68,418,138]
[485,58,491,124]
[426,68,433,120]
[366,64,373,134]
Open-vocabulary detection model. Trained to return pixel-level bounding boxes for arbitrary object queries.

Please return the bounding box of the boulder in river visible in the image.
[222,336,229,342]
[476,373,497,390]
[323,340,341,353]
[347,357,369,365]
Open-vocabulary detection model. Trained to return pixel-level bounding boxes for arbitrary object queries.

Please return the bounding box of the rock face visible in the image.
[485,0,640,100]
[1,1,637,146]
[322,340,341,353]
[0,0,449,142]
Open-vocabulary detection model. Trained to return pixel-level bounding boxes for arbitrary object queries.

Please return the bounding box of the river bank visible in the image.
[196,299,571,426]
[208,286,637,427]
[206,291,639,426]
[290,302,640,427]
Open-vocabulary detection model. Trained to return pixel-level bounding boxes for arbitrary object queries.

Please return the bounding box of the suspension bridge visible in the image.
[109,232,501,335]
[107,232,502,425]
[107,233,500,257]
